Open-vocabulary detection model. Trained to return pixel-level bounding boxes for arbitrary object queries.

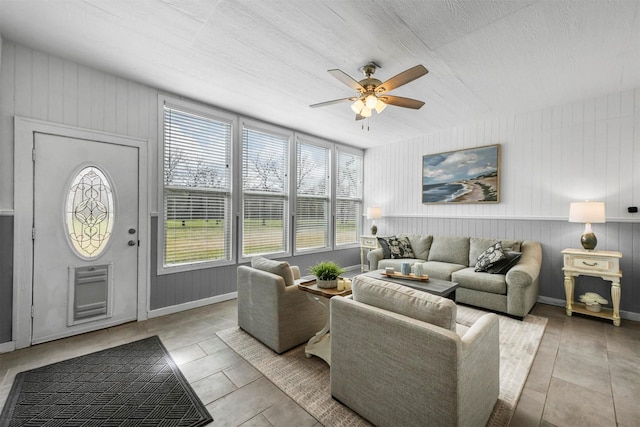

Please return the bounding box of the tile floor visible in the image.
[1,300,639,426]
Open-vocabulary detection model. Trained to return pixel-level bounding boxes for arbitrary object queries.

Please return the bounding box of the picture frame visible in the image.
[422,144,500,204]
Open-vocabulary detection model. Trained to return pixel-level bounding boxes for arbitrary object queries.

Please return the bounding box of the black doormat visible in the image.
[0,336,212,427]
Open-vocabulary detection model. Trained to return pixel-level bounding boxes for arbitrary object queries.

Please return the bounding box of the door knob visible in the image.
[128,240,136,246]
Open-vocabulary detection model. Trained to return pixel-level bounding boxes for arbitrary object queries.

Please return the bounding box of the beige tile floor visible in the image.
[1,300,639,426]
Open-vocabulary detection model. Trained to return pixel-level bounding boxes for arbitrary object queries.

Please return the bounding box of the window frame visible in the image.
[293,134,333,255]
[157,95,237,275]
[334,145,364,249]
[239,119,293,261]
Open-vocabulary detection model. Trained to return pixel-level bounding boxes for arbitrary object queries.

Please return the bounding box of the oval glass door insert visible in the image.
[65,166,114,258]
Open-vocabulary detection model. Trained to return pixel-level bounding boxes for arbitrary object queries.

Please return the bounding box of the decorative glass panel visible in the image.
[66,166,114,258]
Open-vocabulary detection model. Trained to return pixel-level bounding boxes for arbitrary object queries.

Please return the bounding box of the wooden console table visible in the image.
[562,248,622,326]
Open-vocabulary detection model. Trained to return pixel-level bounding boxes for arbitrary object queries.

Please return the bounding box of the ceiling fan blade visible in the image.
[376,65,428,94]
[380,95,425,109]
[309,97,356,108]
[328,69,365,92]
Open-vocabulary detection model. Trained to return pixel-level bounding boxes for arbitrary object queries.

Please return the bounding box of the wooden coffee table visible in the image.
[360,270,459,299]
[297,281,351,365]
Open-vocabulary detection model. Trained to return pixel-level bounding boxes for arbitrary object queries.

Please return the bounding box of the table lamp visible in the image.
[569,201,605,250]
[366,207,382,236]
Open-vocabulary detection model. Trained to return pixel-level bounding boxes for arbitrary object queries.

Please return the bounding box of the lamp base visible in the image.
[581,232,597,250]
[371,224,378,236]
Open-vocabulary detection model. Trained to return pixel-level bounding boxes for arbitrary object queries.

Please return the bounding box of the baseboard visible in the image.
[537,296,640,322]
[147,292,238,319]
[0,340,16,354]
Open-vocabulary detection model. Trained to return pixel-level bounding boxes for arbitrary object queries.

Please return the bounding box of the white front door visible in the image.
[32,133,139,344]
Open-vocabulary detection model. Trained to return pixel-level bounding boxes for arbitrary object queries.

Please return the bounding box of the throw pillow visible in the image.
[486,250,522,274]
[474,241,506,272]
[377,236,415,259]
[251,256,295,286]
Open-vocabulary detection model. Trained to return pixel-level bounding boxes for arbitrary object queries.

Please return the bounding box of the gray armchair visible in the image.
[237,257,327,354]
[330,274,500,427]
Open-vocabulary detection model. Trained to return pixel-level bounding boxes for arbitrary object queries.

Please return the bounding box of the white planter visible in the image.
[317,279,338,289]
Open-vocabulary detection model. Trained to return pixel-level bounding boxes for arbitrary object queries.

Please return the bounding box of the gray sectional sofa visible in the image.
[367,234,542,318]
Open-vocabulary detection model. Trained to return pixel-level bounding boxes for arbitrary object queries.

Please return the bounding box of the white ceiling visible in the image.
[0,0,639,149]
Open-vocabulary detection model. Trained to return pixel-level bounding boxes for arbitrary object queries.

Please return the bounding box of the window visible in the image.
[65,166,114,259]
[161,100,233,271]
[335,148,363,246]
[295,137,330,252]
[241,123,290,257]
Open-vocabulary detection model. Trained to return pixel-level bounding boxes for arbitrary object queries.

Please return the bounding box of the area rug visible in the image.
[0,336,212,427]
[217,305,547,427]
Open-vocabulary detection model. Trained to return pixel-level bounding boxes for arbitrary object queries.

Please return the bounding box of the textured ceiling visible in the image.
[0,0,639,148]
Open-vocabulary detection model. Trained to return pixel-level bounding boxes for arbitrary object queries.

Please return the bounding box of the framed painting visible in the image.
[422,144,500,204]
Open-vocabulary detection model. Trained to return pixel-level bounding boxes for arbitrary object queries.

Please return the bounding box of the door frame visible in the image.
[13,117,149,349]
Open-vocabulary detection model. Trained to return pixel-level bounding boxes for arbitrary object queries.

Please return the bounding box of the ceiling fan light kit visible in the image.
[310,62,428,124]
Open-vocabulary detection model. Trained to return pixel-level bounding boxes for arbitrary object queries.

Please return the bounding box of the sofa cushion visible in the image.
[469,238,522,267]
[474,242,506,272]
[486,250,522,274]
[379,259,422,271]
[420,261,467,281]
[428,236,470,266]
[377,235,416,259]
[251,256,295,287]
[352,275,456,331]
[398,234,432,260]
[452,268,507,294]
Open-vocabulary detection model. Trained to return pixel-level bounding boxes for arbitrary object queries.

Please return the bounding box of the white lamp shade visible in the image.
[360,106,372,117]
[365,94,378,109]
[569,201,606,223]
[375,99,387,113]
[367,207,382,220]
[351,99,364,114]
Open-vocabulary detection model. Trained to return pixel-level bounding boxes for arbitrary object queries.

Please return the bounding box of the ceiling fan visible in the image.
[310,62,428,121]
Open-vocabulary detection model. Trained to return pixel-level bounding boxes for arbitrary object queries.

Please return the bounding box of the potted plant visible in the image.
[579,292,608,312]
[308,260,345,289]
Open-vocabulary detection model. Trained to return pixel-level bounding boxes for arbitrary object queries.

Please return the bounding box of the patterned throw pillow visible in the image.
[474,241,506,272]
[486,250,522,274]
[377,236,416,259]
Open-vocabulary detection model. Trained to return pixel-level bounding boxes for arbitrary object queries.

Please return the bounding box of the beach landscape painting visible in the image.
[422,144,500,203]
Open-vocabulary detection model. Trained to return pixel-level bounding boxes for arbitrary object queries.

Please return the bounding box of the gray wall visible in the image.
[374,216,639,316]
[0,215,12,343]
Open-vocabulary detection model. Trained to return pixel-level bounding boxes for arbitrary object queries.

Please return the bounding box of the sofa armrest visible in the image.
[367,248,384,270]
[290,265,301,280]
[237,266,285,317]
[458,313,500,426]
[506,240,542,288]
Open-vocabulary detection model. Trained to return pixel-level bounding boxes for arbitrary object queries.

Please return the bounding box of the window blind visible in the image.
[296,139,330,251]
[242,125,289,256]
[163,105,232,266]
[336,150,363,245]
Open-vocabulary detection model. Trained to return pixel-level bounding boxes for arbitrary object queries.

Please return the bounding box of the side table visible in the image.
[360,235,379,272]
[562,248,622,326]
[297,282,351,365]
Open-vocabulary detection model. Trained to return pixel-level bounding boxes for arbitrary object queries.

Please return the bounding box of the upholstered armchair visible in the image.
[330,274,500,427]
[237,256,327,354]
